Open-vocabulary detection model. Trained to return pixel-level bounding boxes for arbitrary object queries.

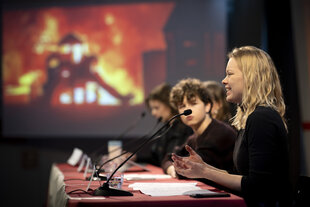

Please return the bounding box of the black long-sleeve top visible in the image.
[234,106,292,207]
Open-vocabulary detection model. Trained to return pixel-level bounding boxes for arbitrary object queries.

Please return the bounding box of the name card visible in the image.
[67,148,83,166]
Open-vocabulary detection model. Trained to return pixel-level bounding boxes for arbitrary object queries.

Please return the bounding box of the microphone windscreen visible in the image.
[183,109,192,116]
[157,117,163,123]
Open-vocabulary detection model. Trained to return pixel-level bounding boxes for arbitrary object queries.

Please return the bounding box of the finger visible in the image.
[173,162,184,172]
[171,153,183,161]
[171,154,177,162]
[171,169,176,178]
[173,159,187,170]
[176,159,190,170]
[185,145,198,156]
[172,159,182,168]
[173,164,188,177]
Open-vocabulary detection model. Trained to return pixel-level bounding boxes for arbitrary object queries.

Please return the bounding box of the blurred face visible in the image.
[177,95,210,129]
[148,99,172,122]
[211,101,221,118]
[222,58,244,104]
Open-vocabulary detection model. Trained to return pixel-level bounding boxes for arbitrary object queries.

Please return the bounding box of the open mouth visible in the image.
[225,87,231,95]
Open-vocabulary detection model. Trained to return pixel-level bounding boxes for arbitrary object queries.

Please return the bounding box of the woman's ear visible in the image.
[205,102,211,114]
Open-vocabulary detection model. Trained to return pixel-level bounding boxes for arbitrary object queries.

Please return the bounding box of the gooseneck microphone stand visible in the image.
[92,109,192,196]
[89,111,146,164]
[87,117,162,181]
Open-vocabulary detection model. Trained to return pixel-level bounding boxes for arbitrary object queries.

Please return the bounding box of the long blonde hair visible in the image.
[229,46,286,130]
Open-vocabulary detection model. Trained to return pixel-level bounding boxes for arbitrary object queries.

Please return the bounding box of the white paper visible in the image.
[68,195,105,200]
[124,174,171,180]
[67,148,83,166]
[128,182,201,196]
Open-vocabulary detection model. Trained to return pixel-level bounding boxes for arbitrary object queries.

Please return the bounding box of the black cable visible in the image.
[67,189,94,195]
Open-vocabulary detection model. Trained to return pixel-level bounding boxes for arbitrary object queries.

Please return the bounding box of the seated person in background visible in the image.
[144,83,193,170]
[203,80,233,123]
[163,78,237,178]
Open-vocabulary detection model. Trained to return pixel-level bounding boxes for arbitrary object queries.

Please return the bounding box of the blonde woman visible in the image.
[172,46,291,207]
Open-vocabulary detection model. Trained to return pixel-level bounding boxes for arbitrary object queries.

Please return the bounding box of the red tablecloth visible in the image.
[48,163,246,207]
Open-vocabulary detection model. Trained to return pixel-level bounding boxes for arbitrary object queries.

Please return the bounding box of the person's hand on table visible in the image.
[166,165,177,178]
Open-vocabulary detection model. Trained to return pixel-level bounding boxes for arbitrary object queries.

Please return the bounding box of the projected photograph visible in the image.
[2,0,227,138]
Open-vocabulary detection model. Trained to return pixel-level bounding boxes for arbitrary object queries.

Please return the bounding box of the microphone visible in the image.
[92,109,192,196]
[182,109,192,116]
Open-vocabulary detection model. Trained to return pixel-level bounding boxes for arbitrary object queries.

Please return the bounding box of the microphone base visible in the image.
[93,183,133,196]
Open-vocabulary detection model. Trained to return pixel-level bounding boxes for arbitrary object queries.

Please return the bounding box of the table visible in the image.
[47,163,246,207]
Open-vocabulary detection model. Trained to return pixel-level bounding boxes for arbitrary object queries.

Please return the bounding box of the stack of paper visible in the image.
[128,182,201,196]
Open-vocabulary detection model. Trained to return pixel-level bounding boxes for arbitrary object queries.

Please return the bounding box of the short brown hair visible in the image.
[170,78,212,111]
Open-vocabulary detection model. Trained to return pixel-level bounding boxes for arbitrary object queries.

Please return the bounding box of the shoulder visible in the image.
[210,119,237,138]
[212,119,236,132]
[247,106,283,126]
[245,106,287,140]
[171,119,193,135]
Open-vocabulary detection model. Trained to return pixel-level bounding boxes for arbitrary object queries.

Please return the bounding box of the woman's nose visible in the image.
[222,76,227,84]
